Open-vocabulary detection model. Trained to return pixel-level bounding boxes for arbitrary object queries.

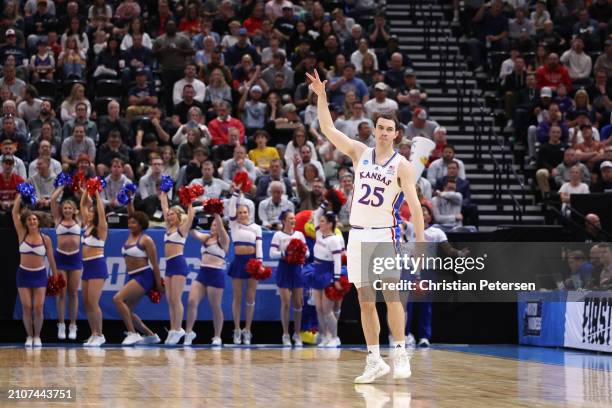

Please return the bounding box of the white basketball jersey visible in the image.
[349,148,404,228]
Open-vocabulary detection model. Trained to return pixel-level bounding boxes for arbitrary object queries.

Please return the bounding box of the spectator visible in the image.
[172,63,206,106]
[0,63,25,102]
[133,106,172,149]
[126,69,158,122]
[527,101,568,163]
[1,100,27,135]
[57,35,86,80]
[467,0,509,71]
[379,35,412,72]
[384,52,408,89]
[239,84,267,136]
[121,32,155,86]
[174,85,207,126]
[177,128,205,166]
[135,154,170,218]
[405,108,439,140]
[435,160,477,225]
[97,100,131,147]
[331,8,355,44]
[24,1,56,50]
[220,20,243,50]
[592,161,612,193]
[364,82,399,119]
[317,35,341,71]
[508,7,535,50]
[334,102,373,140]
[531,1,550,33]
[243,2,265,36]
[203,68,233,107]
[575,125,605,169]
[255,158,293,203]
[288,144,325,185]
[95,130,133,178]
[27,156,54,210]
[564,250,593,289]
[0,155,23,213]
[61,124,95,167]
[328,63,369,108]
[499,46,520,81]
[0,116,27,159]
[431,178,463,232]
[582,214,607,243]
[258,180,295,230]
[208,101,246,146]
[427,145,467,185]
[559,165,590,216]
[248,130,280,174]
[598,244,612,288]
[535,125,568,197]
[121,18,153,51]
[273,6,298,43]
[573,8,600,51]
[172,106,211,147]
[354,122,376,148]
[17,86,42,123]
[147,0,175,38]
[178,3,200,35]
[265,0,294,22]
[28,38,55,81]
[594,40,612,78]
[28,139,61,177]
[569,112,600,145]
[0,28,27,71]
[553,148,591,190]
[343,24,364,57]
[63,101,98,143]
[536,53,573,92]
[350,39,378,73]
[368,12,391,50]
[60,83,90,123]
[0,139,26,178]
[537,20,564,54]
[295,173,324,211]
[587,70,612,123]
[261,52,294,90]
[429,126,448,165]
[102,158,132,211]
[560,38,592,88]
[93,35,123,79]
[189,160,230,201]
[221,145,257,184]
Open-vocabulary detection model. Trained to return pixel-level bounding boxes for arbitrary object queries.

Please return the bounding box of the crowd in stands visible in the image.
[0,0,480,233]
[456,0,611,228]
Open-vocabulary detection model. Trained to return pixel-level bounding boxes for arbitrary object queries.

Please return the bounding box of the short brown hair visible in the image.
[374,114,398,131]
[129,211,149,230]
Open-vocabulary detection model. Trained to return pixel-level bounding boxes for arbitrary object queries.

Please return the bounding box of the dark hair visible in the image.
[90,198,101,239]
[129,211,149,230]
[279,209,294,224]
[374,114,398,131]
[443,144,456,153]
[254,130,270,140]
[357,121,371,131]
[322,211,337,231]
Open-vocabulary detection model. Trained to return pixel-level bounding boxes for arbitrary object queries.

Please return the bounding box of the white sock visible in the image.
[367,345,380,359]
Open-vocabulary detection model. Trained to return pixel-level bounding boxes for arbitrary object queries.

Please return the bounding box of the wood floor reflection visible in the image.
[0,346,609,408]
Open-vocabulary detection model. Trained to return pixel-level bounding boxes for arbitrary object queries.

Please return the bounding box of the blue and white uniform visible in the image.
[310,206,344,289]
[227,192,263,279]
[196,236,227,288]
[82,229,108,280]
[270,230,309,289]
[164,229,188,277]
[54,222,83,271]
[347,147,404,287]
[122,235,155,291]
[17,236,48,288]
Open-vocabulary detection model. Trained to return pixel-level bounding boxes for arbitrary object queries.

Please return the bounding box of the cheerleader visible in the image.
[160,191,195,345]
[79,189,108,347]
[13,194,59,346]
[50,185,83,340]
[311,203,344,347]
[113,200,164,345]
[227,186,262,345]
[270,210,309,347]
[185,213,229,346]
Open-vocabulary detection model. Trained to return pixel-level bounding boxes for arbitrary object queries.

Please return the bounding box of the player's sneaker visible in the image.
[282,334,292,347]
[183,331,196,346]
[406,333,416,348]
[354,356,390,384]
[211,336,222,347]
[292,333,303,347]
[32,337,42,347]
[68,324,77,340]
[317,335,330,348]
[90,335,106,347]
[233,329,242,344]
[242,330,252,345]
[122,332,143,345]
[418,338,430,348]
[57,323,66,340]
[24,337,33,347]
[141,334,161,344]
[392,349,412,380]
[83,335,93,346]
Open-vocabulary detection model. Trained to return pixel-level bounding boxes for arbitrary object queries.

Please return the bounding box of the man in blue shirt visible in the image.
[328,63,369,108]
[467,0,509,71]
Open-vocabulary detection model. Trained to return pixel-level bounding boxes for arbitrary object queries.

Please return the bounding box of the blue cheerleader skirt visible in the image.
[228,253,255,280]
[55,249,83,271]
[127,268,155,292]
[82,257,108,280]
[17,266,47,288]
[310,260,334,290]
[275,259,304,289]
[196,266,226,289]
[165,255,188,277]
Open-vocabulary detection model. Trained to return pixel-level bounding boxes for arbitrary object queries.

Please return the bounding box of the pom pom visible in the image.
[124,183,137,193]
[341,253,347,266]
[245,258,272,280]
[147,278,165,304]
[233,171,253,193]
[116,190,130,206]
[191,183,204,198]
[285,238,308,265]
[324,275,351,301]
[53,172,73,188]
[160,175,174,193]
[86,176,105,196]
[178,185,199,207]
[46,274,67,297]
[17,182,37,206]
[203,198,224,215]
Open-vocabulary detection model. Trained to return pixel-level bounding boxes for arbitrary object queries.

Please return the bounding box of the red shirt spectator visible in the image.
[208,103,246,146]
[536,53,572,92]
[0,155,23,207]
[244,2,265,35]
[399,197,433,222]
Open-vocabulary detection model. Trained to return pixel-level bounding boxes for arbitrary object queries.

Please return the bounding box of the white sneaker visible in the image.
[328,337,341,348]
[57,323,66,340]
[317,336,330,348]
[211,336,222,347]
[122,332,143,345]
[164,330,176,345]
[292,333,303,347]
[354,356,391,384]
[184,331,196,346]
[24,337,33,347]
[32,337,42,347]
[242,329,252,345]
[418,338,430,348]
[167,329,185,345]
[83,336,93,346]
[141,334,161,344]
[68,324,77,340]
[393,349,412,380]
[233,329,242,344]
[406,333,416,348]
[91,335,106,347]
[282,334,292,347]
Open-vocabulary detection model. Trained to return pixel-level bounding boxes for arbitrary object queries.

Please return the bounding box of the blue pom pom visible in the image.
[53,172,72,188]
[124,183,137,193]
[117,190,130,206]
[160,175,173,193]
[98,176,107,189]
[17,182,37,206]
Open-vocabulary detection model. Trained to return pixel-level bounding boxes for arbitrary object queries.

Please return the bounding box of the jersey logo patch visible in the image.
[386,165,395,175]
[363,159,369,165]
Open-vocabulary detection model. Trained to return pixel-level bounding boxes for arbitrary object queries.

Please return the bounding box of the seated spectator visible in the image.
[63,102,99,143]
[592,160,612,193]
[27,156,55,210]
[552,148,591,190]
[0,139,26,178]
[262,52,294,90]
[176,146,210,189]
[594,40,612,78]
[343,24,363,58]
[222,145,256,184]
[208,101,246,146]
[427,145,466,185]
[575,125,605,169]
[431,178,463,231]
[429,126,448,165]
[0,116,27,159]
[364,83,398,119]
[177,128,205,166]
[553,84,573,116]
[203,68,233,108]
[102,159,132,212]
[598,244,612,288]
[531,1,550,33]
[467,0,509,72]
[226,28,258,68]
[96,130,133,178]
[174,85,207,126]
[97,100,131,146]
[61,124,95,168]
[331,8,355,44]
[295,174,324,211]
[28,131,62,175]
[172,107,211,147]
[350,39,378,73]
[537,20,565,54]
[24,1,56,50]
[288,144,325,185]
[258,180,295,230]
[283,127,315,167]
[57,35,86,80]
[220,20,242,49]
[93,35,124,79]
[560,38,592,89]
[28,39,55,82]
[508,7,535,51]
[126,69,158,122]
[526,101,568,164]
[328,63,369,109]
[248,130,279,174]
[121,33,154,87]
[563,250,593,289]
[368,12,391,51]
[60,83,90,123]
[256,158,293,203]
[0,63,26,102]
[536,53,572,92]
[172,63,206,106]
[134,107,172,149]
[135,154,171,218]
[120,18,153,51]
[499,46,520,81]
[354,122,375,148]
[503,57,527,128]
[17,86,42,123]
[178,3,200,35]
[189,160,230,201]
[239,84,267,136]
[0,154,23,214]
[28,100,61,143]
[535,125,568,197]
[405,108,439,140]
[1,100,27,135]
[573,8,600,52]
[559,165,590,216]
[334,102,373,140]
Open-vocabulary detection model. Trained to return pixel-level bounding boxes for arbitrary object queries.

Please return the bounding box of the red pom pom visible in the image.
[46,274,67,297]
[190,183,204,198]
[148,289,161,304]
[324,276,351,301]
[203,198,224,215]
[245,258,271,280]
[325,188,348,206]
[233,171,254,193]
[71,171,86,192]
[341,253,347,266]
[285,238,308,265]
[86,177,103,196]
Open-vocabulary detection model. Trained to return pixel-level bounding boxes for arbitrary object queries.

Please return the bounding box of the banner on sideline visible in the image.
[14,229,284,321]
[564,293,612,353]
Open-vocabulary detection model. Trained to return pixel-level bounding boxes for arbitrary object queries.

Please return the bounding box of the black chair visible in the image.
[34,79,57,99]
[94,97,119,117]
[62,79,87,97]
[96,79,123,98]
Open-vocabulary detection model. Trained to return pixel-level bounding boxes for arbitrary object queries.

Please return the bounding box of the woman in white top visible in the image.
[185,213,230,346]
[160,191,195,345]
[284,127,316,169]
[559,165,590,216]
[79,189,108,347]
[60,83,91,122]
[120,18,153,50]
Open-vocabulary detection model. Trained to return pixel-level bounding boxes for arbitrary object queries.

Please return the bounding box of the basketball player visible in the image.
[307,70,425,383]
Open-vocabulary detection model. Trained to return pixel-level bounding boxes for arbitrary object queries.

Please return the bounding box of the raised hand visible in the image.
[306,70,327,97]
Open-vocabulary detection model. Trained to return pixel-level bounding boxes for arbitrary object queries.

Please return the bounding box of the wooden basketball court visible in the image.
[1,345,610,407]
